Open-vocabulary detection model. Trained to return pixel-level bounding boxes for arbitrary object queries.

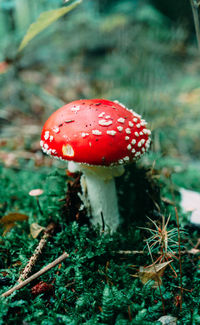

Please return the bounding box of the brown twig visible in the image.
[115,249,199,255]
[2,252,69,298]
[190,0,200,51]
[147,242,166,315]
[18,223,55,282]
[175,207,183,312]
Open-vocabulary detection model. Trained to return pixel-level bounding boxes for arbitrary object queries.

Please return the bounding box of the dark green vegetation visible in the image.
[0,0,200,324]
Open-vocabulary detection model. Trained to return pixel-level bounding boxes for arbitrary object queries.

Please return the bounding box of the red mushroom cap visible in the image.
[40,99,151,166]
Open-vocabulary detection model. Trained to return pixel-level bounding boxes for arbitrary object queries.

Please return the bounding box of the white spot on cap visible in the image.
[123,156,130,162]
[44,131,49,140]
[107,130,116,136]
[141,120,147,126]
[62,144,74,157]
[118,159,124,164]
[49,135,53,142]
[131,139,136,145]
[142,147,145,152]
[92,130,102,135]
[120,103,126,108]
[98,112,105,118]
[53,127,59,133]
[117,118,125,124]
[125,136,130,140]
[71,105,80,112]
[138,139,145,147]
[131,148,136,153]
[135,132,139,137]
[82,132,89,138]
[129,121,134,127]
[134,112,141,118]
[114,100,126,108]
[40,140,44,147]
[105,115,111,119]
[52,149,57,154]
[44,143,49,149]
[125,128,131,134]
[143,129,151,135]
[127,144,132,150]
[136,123,141,128]
[117,126,123,132]
[135,152,141,157]
[99,119,113,126]
[140,132,143,135]
[133,118,138,122]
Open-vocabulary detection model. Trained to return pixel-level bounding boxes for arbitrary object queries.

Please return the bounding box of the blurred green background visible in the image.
[0,0,200,167]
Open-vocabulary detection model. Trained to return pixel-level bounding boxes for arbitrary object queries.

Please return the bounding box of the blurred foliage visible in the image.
[0,0,200,323]
[1,0,200,162]
[18,0,82,52]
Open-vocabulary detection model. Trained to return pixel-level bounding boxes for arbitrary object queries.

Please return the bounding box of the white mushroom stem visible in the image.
[68,161,124,232]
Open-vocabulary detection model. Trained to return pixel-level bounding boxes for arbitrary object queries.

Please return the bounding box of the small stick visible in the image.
[175,207,183,312]
[2,252,69,298]
[18,223,55,282]
[147,242,166,315]
[114,249,199,255]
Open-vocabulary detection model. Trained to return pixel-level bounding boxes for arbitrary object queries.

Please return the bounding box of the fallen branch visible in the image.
[18,223,55,282]
[2,252,69,298]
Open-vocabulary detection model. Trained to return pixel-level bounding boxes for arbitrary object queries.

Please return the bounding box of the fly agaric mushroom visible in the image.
[41,99,151,232]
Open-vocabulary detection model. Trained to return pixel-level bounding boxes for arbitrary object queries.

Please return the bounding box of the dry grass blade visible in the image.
[146,242,166,315]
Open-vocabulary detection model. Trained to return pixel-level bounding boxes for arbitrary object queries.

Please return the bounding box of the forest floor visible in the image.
[0,3,200,323]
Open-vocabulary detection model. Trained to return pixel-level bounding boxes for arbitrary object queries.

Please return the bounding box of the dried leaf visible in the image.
[139,261,172,287]
[31,281,54,296]
[0,213,29,236]
[2,223,15,236]
[0,61,10,74]
[0,213,29,224]
[18,0,82,52]
[30,223,45,239]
